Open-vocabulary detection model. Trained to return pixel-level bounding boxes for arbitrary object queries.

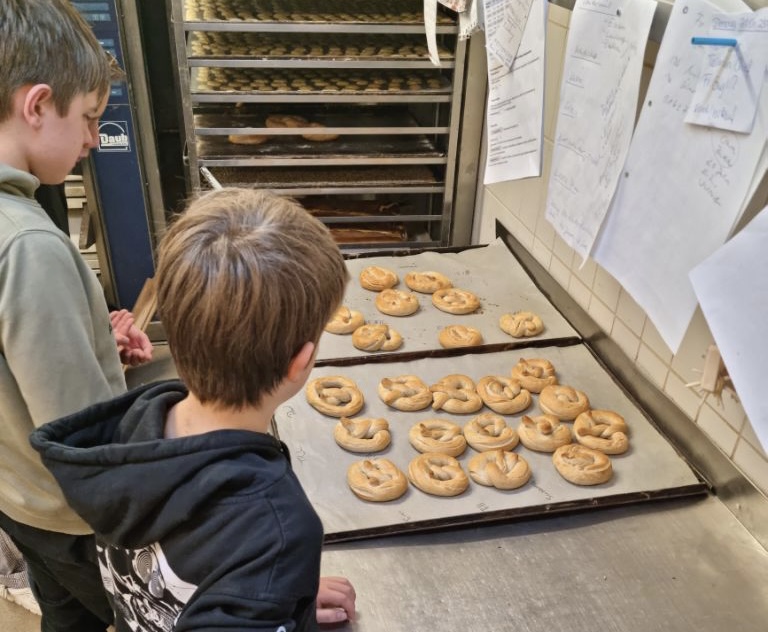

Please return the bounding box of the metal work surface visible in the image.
[275,345,703,541]
[319,495,768,632]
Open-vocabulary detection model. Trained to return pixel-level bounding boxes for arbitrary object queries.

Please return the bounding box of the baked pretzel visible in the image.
[553,444,613,486]
[429,374,483,414]
[510,358,558,393]
[408,419,467,457]
[438,324,483,349]
[573,410,629,455]
[265,114,308,128]
[499,311,544,338]
[539,385,590,421]
[305,376,364,418]
[324,306,365,334]
[351,324,403,352]
[408,453,469,497]
[333,417,391,453]
[468,450,532,490]
[359,265,399,291]
[378,375,433,411]
[227,134,268,145]
[375,289,420,316]
[302,122,339,142]
[463,412,519,452]
[518,414,572,452]
[476,375,531,415]
[404,270,452,293]
[431,288,480,315]
[347,459,408,502]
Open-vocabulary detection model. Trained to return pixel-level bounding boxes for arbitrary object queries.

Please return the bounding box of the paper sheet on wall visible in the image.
[483,0,546,184]
[484,0,534,68]
[690,205,768,451]
[684,8,768,134]
[592,0,768,353]
[545,0,657,261]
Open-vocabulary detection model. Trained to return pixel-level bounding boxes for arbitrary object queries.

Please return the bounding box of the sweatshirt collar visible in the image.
[0,163,41,200]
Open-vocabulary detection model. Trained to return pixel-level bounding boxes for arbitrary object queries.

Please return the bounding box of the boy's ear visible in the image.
[286,342,316,382]
[20,84,55,128]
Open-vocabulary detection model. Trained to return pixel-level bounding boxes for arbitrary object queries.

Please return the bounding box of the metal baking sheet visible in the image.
[274,344,705,542]
[315,239,581,363]
[196,134,442,159]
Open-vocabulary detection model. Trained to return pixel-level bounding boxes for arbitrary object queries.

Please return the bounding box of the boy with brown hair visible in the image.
[0,0,151,629]
[32,188,357,630]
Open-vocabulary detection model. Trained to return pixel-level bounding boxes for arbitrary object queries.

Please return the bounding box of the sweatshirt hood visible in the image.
[30,380,289,549]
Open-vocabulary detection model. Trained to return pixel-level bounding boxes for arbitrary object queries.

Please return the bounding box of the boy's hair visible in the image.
[156,188,349,409]
[0,0,117,122]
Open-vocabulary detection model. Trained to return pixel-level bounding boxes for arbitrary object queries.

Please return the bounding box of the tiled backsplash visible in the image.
[475,4,768,496]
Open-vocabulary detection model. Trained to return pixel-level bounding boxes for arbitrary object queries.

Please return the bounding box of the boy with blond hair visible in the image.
[0,1,151,628]
[32,188,357,630]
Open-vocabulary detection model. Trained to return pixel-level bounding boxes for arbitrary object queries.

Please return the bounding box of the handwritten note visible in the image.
[545,0,657,261]
[484,0,534,69]
[483,0,546,184]
[685,8,768,133]
[592,0,768,352]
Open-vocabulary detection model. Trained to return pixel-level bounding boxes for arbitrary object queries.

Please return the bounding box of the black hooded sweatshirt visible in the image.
[30,380,323,632]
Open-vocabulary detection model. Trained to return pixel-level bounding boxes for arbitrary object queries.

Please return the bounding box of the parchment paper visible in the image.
[275,345,703,540]
[316,239,580,363]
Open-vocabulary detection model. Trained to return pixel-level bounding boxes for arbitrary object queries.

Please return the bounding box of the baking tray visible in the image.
[196,134,442,159]
[274,344,706,542]
[314,239,581,364]
[187,31,454,61]
[205,165,440,189]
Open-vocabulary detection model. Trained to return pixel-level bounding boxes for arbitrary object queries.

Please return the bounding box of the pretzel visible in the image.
[306,376,364,418]
[468,450,532,490]
[265,114,308,128]
[407,453,469,497]
[476,375,531,415]
[352,324,403,352]
[408,419,467,457]
[573,410,629,455]
[302,122,339,142]
[431,288,480,315]
[333,417,391,453]
[378,375,433,411]
[518,414,572,452]
[404,271,452,294]
[463,412,519,452]
[510,358,558,393]
[499,311,544,338]
[324,306,365,334]
[227,134,268,145]
[347,459,408,502]
[553,444,613,486]
[375,289,419,316]
[359,265,399,291]
[539,385,590,421]
[438,325,483,349]
[429,374,483,414]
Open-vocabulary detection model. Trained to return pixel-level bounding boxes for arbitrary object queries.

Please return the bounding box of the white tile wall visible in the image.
[478,4,768,496]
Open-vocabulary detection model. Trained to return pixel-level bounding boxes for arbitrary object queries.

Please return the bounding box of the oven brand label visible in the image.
[98,121,131,152]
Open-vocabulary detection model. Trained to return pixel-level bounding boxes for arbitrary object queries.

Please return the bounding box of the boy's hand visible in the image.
[316,576,356,624]
[110,310,153,366]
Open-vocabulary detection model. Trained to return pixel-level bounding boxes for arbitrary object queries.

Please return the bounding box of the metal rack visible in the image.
[167,0,477,249]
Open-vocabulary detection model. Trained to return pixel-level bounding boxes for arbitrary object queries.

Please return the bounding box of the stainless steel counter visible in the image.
[320,495,768,632]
